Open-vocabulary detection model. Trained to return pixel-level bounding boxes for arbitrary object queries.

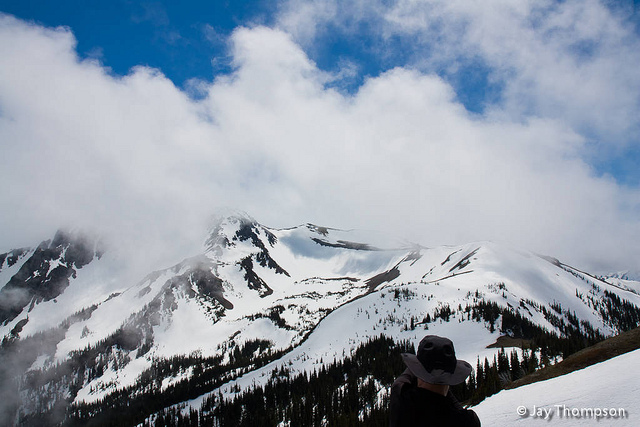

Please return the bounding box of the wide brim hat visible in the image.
[401,335,472,385]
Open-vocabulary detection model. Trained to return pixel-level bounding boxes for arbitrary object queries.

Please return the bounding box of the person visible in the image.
[389,335,481,427]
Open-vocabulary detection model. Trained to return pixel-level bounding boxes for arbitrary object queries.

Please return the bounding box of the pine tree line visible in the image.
[453,347,539,405]
[143,335,412,427]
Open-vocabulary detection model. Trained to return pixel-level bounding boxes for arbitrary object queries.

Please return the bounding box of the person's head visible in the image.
[401,335,472,394]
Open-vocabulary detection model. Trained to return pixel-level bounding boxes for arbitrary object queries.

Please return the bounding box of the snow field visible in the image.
[474,348,640,426]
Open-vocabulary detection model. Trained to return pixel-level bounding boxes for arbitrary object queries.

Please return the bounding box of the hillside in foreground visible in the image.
[474,339,639,426]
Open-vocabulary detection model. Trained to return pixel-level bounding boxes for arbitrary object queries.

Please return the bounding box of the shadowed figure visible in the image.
[390,335,481,427]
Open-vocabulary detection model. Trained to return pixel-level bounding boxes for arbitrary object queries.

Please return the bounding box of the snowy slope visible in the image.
[603,275,640,295]
[181,234,640,413]
[1,212,640,425]
[474,349,640,426]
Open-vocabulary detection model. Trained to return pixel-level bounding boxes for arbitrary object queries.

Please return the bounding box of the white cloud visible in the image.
[278,0,640,149]
[0,13,639,278]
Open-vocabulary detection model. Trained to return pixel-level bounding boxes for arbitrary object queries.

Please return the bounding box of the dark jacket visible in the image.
[389,369,481,427]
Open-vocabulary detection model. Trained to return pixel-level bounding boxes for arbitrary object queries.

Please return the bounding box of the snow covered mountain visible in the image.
[1,212,639,426]
[0,229,103,326]
[606,270,640,282]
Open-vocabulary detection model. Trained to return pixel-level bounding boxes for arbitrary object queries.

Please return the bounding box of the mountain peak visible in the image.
[205,209,259,254]
[209,209,257,230]
[0,229,102,326]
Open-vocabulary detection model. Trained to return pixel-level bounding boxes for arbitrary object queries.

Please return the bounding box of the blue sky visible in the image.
[0,1,267,83]
[1,0,640,272]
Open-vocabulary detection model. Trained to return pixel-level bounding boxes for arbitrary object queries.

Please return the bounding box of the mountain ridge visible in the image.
[1,214,639,425]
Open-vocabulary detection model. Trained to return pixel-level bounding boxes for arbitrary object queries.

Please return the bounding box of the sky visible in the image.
[0,0,639,275]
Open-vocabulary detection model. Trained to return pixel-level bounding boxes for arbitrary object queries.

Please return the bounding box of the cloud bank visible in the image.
[278,0,640,146]
[0,6,639,275]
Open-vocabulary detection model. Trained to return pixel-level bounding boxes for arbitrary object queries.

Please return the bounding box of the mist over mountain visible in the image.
[1,212,639,426]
